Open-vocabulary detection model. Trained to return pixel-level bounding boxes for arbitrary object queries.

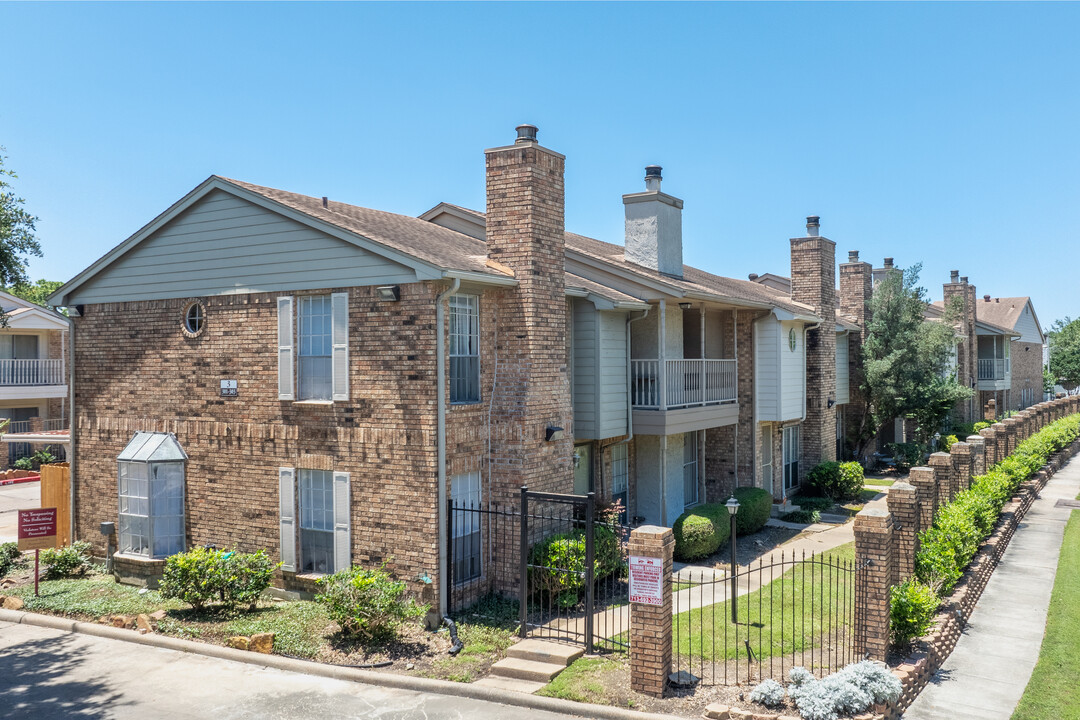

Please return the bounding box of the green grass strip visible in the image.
[1012,511,1080,720]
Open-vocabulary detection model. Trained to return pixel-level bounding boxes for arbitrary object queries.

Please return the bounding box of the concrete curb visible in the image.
[0,608,672,720]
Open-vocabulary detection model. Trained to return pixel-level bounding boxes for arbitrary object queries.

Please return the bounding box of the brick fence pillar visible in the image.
[929,452,954,506]
[854,508,894,662]
[980,427,998,467]
[950,442,973,493]
[1019,410,1033,441]
[887,482,918,584]
[1003,417,1019,455]
[908,466,938,534]
[992,422,1008,462]
[629,525,674,697]
[967,435,986,478]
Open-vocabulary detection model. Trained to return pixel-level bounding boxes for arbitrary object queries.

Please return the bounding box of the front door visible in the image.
[782,425,800,493]
[573,443,593,495]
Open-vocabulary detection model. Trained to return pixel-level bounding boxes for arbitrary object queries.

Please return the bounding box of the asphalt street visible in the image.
[0,620,583,720]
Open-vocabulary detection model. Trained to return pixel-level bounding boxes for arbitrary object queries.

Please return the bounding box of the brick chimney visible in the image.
[944,271,977,422]
[791,216,837,467]
[840,250,872,341]
[623,165,684,277]
[484,124,572,499]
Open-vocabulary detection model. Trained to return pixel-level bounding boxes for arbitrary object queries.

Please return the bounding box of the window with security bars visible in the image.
[783,425,800,491]
[683,431,700,508]
[449,295,480,403]
[298,296,333,401]
[299,469,334,574]
[611,443,629,523]
[451,471,482,584]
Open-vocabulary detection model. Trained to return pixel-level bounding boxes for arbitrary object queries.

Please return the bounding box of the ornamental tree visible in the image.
[1047,317,1080,391]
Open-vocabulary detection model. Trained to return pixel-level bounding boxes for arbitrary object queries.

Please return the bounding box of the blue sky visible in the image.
[2,2,1078,327]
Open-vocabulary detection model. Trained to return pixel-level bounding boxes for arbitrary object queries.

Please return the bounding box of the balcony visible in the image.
[978,358,1006,382]
[630,359,738,435]
[0,359,65,386]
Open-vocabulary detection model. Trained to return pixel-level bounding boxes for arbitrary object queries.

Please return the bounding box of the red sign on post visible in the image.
[18,508,58,551]
[629,555,664,606]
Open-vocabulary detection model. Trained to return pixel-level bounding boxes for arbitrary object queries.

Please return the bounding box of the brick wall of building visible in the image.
[839,253,872,459]
[704,309,759,499]
[1010,340,1044,411]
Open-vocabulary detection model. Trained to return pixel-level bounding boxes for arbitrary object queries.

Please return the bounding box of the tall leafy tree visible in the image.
[1047,317,1080,391]
[0,148,43,288]
[850,263,973,457]
[5,278,64,310]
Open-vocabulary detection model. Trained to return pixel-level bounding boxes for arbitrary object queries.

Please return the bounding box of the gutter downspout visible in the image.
[65,318,75,543]
[801,320,822,423]
[436,278,460,616]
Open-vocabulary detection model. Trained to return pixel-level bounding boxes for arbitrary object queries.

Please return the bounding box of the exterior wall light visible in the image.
[545,426,564,442]
[376,285,401,302]
[678,302,692,310]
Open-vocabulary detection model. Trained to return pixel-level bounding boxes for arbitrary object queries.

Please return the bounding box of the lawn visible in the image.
[537,657,623,703]
[3,572,516,681]
[1011,511,1080,720]
[863,477,896,488]
[673,543,855,665]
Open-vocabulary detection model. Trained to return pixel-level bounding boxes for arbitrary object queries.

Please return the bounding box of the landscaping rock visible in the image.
[702,704,731,719]
[669,669,700,687]
[226,636,250,651]
[110,615,128,628]
[728,709,754,720]
[136,614,153,633]
[149,609,167,621]
[1,595,24,610]
[249,632,274,654]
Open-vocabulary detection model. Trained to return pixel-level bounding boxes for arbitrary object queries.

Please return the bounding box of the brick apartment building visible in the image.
[50,125,878,610]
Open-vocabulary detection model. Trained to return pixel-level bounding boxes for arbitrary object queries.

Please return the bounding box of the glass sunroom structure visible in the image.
[117,432,187,558]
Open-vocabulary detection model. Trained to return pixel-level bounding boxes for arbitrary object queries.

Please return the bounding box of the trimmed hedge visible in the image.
[673,487,773,561]
[806,461,865,501]
[529,525,622,607]
[733,486,772,535]
[889,413,1080,642]
[673,504,730,561]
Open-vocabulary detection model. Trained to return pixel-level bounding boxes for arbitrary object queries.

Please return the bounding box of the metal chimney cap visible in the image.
[950,270,960,282]
[515,124,538,143]
[848,250,860,263]
[645,165,663,179]
[748,273,759,281]
[960,276,968,284]
[806,216,820,236]
[883,257,894,268]
[984,294,991,302]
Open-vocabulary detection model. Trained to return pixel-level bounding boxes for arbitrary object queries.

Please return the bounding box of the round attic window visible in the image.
[182,302,206,337]
[788,328,797,352]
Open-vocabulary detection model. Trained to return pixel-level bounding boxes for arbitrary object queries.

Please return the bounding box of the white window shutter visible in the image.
[333,471,352,572]
[278,467,296,572]
[277,296,295,401]
[331,292,349,402]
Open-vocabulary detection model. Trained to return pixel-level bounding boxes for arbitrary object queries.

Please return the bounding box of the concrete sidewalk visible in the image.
[904,457,1080,720]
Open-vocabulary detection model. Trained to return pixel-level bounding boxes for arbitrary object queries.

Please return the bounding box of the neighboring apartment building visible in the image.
[50,125,853,610]
[0,291,70,465]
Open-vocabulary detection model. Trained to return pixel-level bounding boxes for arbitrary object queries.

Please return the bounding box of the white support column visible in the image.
[658,299,667,410]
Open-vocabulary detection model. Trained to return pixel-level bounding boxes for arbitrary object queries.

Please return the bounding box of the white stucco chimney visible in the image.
[623,165,683,278]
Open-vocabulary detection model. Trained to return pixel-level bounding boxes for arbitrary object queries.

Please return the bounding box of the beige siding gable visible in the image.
[69,189,418,304]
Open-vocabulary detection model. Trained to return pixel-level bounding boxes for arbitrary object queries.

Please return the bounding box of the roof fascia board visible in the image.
[1025,299,1046,343]
[442,270,518,287]
[565,248,685,295]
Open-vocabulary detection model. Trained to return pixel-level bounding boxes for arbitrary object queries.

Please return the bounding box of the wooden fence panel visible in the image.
[40,462,71,547]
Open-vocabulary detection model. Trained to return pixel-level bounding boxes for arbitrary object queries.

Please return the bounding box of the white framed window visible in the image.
[298,296,333,401]
[783,425,800,492]
[611,443,629,522]
[182,302,206,337]
[299,469,334,574]
[683,431,700,508]
[451,471,482,584]
[277,293,349,402]
[280,467,351,575]
[0,334,39,360]
[449,294,480,403]
[761,426,774,495]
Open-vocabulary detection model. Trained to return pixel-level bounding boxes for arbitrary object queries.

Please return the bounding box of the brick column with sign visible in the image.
[629,525,674,698]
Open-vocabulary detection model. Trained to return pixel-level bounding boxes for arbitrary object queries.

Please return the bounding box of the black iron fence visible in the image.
[448,487,631,653]
[673,549,862,685]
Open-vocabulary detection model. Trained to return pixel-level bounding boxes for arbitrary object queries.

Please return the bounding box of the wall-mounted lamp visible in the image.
[376,285,401,302]
[827,395,836,409]
[678,302,693,310]
[545,426,564,442]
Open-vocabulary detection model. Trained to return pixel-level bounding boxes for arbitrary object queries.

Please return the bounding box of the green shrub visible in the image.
[529,525,622,607]
[733,486,772,535]
[779,509,821,524]
[938,434,959,452]
[672,504,730,562]
[889,579,939,646]
[888,442,926,472]
[792,495,834,513]
[806,461,865,501]
[0,542,27,578]
[40,541,94,579]
[973,421,991,433]
[160,547,278,611]
[315,563,425,641]
[30,448,57,468]
[13,457,32,471]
